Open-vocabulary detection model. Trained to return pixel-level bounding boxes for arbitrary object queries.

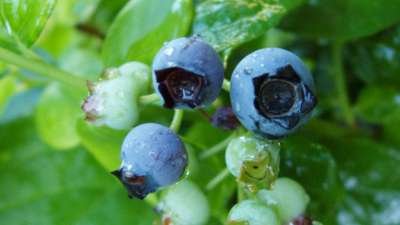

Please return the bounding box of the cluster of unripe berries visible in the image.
[82,36,318,225]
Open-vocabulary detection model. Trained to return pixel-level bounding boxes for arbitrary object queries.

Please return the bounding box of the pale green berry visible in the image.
[158,180,209,225]
[225,134,280,190]
[227,200,280,225]
[257,177,310,224]
[82,62,150,130]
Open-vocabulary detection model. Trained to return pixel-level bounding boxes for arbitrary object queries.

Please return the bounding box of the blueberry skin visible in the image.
[230,48,317,139]
[152,37,224,109]
[112,123,188,199]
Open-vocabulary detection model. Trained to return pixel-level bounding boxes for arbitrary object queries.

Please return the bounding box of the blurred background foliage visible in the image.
[1,0,400,224]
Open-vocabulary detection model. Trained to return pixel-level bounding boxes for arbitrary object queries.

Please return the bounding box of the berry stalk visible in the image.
[170,109,184,133]
[332,42,355,126]
[0,46,87,90]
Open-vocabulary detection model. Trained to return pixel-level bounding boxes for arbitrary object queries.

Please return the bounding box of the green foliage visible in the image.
[102,0,193,66]
[0,0,400,225]
[0,0,56,47]
[76,119,126,171]
[281,136,344,224]
[0,75,17,115]
[347,25,400,84]
[35,83,83,150]
[193,0,303,52]
[0,118,156,225]
[282,0,400,41]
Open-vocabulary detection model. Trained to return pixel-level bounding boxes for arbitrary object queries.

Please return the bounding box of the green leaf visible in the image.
[0,118,156,225]
[0,88,42,124]
[354,86,400,124]
[328,138,400,225]
[102,0,193,66]
[35,83,83,150]
[282,0,400,41]
[0,75,17,115]
[347,25,400,84]
[59,47,104,81]
[183,120,236,222]
[76,119,127,171]
[0,0,56,47]
[192,0,303,52]
[281,136,344,224]
[88,0,128,33]
[354,86,400,146]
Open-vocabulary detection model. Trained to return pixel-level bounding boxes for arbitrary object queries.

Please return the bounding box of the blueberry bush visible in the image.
[1,0,400,224]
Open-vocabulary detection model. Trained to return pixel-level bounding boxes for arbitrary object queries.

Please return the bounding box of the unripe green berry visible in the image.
[227,200,280,225]
[82,62,150,130]
[158,180,209,225]
[225,134,280,190]
[257,177,310,224]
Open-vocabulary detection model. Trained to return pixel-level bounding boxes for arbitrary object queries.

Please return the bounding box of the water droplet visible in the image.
[243,67,253,75]
[167,62,176,67]
[235,102,241,112]
[164,47,174,56]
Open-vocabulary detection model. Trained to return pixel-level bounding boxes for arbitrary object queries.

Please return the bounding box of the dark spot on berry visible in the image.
[292,215,313,225]
[155,67,205,108]
[111,169,156,200]
[211,107,240,130]
[162,217,172,225]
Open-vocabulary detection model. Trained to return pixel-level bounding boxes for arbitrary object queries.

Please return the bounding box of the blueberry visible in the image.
[112,123,188,199]
[230,48,317,138]
[82,62,151,130]
[152,37,224,109]
[225,134,280,190]
[227,200,280,225]
[158,180,210,225]
[257,178,310,224]
[210,106,240,130]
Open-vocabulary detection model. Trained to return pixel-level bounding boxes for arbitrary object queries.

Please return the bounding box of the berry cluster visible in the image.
[83,36,318,224]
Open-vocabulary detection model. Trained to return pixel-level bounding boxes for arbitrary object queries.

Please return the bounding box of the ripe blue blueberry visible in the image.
[230,48,317,139]
[112,123,188,199]
[152,37,224,109]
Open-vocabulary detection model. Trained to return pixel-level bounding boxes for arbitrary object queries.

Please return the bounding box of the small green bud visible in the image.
[158,180,209,225]
[225,134,280,191]
[227,200,280,225]
[257,177,310,224]
[82,62,150,130]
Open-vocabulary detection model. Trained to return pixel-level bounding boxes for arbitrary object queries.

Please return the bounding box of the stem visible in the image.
[0,46,86,90]
[237,183,245,202]
[332,42,354,126]
[169,109,184,133]
[144,193,158,207]
[206,168,230,190]
[139,93,161,105]
[199,133,235,160]
[222,79,231,92]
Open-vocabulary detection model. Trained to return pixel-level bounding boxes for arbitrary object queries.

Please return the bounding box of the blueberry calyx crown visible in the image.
[155,67,206,108]
[111,169,156,200]
[253,65,317,130]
